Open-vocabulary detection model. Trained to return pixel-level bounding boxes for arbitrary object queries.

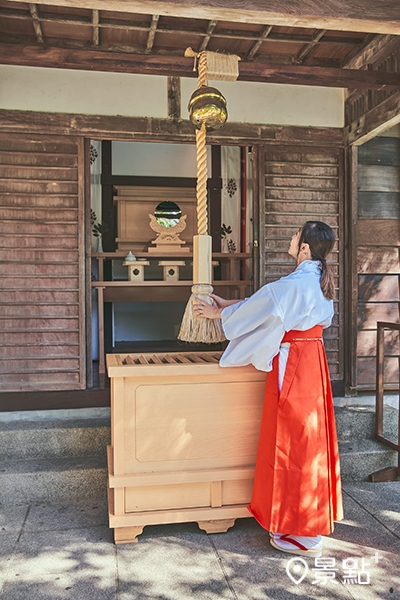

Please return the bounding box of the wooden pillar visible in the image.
[210,146,222,253]
[252,145,261,289]
[101,141,115,252]
[97,286,105,374]
[167,76,181,121]
[101,141,113,354]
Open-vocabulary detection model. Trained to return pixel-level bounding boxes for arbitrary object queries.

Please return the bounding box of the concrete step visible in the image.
[0,409,110,505]
[1,405,395,458]
[334,404,398,441]
[339,439,398,482]
[0,408,110,461]
[0,404,398,505]
[1,441,396,505]
[0,456,107,505]
[335,405,375,440]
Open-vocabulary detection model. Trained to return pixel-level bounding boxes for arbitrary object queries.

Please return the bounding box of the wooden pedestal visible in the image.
[106,351,265,544]
[123,260,150,281]
[158,260,186,281]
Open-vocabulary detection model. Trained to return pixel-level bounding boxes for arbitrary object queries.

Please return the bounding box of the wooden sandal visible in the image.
[270,533,322,557]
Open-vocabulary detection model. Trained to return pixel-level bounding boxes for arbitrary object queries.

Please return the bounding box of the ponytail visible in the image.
[319,259,335,300]
[298,221,336,300]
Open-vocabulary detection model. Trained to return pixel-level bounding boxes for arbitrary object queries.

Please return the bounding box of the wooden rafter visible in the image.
[9,0,400,35]
[28,3,44,44]
[198,19,217,52]
[295,29,326,63]
[341,33,378,68]
[343,34,400,69]
[345,90,400,145]
[146,14,159,53]
[92,9,99,47]
[247,25,273,60]
[2,43,400,90]
[0,8,365,46]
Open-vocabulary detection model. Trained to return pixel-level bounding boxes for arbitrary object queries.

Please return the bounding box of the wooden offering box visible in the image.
[106,351,265,544]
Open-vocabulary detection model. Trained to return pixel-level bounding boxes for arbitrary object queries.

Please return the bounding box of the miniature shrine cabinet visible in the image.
[113,186,197,253]
[106,351,265,544]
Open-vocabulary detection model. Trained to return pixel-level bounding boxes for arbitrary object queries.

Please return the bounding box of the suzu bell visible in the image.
[188,86,228,131]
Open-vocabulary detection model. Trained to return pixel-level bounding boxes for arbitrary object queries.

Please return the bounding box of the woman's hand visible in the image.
[193,293,242,319]
[208,293,230,309]
[209,294,242,308]
[192,296,223,320]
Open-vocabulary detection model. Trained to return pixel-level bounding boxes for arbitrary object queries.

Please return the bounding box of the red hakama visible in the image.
[248,325,343,536]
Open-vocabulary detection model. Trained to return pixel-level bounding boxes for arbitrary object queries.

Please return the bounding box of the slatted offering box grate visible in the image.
[106,351,266,544]
[119,351,222,366]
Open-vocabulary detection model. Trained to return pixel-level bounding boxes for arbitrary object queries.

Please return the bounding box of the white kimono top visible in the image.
[220,260,334,375]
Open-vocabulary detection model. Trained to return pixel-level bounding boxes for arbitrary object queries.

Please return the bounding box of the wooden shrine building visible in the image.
[0,0,399,411]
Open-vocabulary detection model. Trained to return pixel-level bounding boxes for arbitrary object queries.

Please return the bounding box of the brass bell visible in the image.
[188,86,227,131]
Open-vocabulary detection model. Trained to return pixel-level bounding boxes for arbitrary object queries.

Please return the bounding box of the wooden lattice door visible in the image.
[0,133,87,392]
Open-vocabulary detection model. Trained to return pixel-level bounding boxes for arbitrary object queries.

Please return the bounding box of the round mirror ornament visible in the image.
[154,201,182,228]
[188,86,227,131]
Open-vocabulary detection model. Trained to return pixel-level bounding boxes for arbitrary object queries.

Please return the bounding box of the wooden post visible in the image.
[369,322,400,482]
[193,235,212,284]
[97,286,105,374]
[375,324,385,439]
[167,76,181,121]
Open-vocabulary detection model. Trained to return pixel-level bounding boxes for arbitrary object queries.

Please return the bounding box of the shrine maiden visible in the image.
[193,221,343,557]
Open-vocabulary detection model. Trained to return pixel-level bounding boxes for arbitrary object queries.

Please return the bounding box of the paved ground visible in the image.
[0,482,399,600]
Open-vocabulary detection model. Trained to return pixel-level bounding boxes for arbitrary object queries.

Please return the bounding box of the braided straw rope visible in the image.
[195,51,208,236]
[178,49,229,343]
[197,50,208,88]
[195,124,208,236]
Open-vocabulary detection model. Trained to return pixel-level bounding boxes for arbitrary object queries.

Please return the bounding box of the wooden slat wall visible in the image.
[261,145,343,380]
[356,136,400,388]
[0,133,86,391]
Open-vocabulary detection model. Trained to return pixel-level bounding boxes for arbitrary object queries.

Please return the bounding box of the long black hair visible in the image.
[298,221,336,300]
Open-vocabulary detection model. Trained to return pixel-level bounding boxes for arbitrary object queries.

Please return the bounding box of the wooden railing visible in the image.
[370,322,400,482]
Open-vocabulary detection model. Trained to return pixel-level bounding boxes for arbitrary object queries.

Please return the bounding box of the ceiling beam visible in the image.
[198,19,218,52]
[146,14,160,53]
[2,43,400,90]
[295,29,326,63]
[342,34,400,68]
[247,25,273,60]
[345,90,400,145]
[0,108,344,146]
[92,9,99,46]
[28,4,44,44]
[9,0,400,35]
